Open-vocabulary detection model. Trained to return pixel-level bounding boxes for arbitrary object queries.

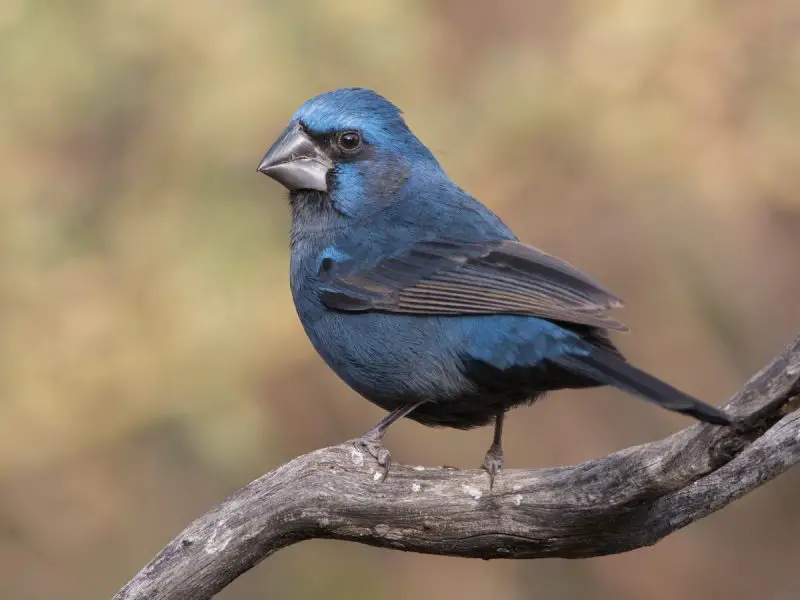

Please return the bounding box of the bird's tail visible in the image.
[554,349,732,426]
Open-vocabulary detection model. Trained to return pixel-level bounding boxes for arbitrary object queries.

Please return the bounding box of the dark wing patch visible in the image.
[320,240,627,331]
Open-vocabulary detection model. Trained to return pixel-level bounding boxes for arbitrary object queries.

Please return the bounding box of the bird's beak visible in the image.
[256,123,332,192]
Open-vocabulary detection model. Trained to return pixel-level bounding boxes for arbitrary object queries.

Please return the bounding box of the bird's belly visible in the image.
[302,311,468,403]
[297,307,582,429]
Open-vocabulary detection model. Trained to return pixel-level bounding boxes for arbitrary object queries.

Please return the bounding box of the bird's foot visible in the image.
[353,435,392,481]
[482,443,504,490]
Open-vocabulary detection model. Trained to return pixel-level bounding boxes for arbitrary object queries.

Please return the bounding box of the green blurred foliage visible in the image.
[1,1,800,599]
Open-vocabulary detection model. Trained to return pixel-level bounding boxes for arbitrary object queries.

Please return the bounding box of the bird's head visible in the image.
[257,88,440,217]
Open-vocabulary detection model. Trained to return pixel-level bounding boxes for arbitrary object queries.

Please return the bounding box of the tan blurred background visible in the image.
[2,1,800,599]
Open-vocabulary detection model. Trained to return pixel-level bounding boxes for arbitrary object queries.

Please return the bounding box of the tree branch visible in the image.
[114,335,800,600]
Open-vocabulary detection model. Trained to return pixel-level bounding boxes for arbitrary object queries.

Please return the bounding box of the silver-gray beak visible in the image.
[256,124,332,192]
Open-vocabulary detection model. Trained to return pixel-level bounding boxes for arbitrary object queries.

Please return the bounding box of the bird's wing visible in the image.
[319,239,628,331]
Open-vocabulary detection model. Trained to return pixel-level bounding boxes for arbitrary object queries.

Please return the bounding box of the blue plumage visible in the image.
[257,88,731,486]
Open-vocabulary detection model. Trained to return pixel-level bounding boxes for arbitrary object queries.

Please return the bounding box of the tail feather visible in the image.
[554,349,732,426]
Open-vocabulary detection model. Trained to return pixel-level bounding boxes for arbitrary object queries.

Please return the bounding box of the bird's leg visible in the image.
[354,401,426,480]
[482,410,505,489]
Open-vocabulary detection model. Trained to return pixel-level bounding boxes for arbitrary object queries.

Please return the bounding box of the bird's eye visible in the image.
[337,131,362,153]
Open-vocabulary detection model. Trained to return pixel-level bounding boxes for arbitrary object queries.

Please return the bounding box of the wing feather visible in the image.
[319,239,627,331]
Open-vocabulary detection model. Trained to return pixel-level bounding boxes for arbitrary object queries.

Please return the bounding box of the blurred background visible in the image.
[2,1,800,599]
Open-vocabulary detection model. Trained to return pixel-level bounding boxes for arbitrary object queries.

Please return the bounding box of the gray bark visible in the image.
[113,335,800,600]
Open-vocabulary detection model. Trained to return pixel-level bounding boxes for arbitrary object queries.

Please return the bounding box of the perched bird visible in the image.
[257,88,731,487]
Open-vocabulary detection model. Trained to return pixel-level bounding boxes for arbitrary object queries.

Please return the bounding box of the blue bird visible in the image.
[257,88,731,487]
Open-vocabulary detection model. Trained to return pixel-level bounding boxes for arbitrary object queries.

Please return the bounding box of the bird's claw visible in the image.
[354,436,392,481]
[482,443,504,490]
